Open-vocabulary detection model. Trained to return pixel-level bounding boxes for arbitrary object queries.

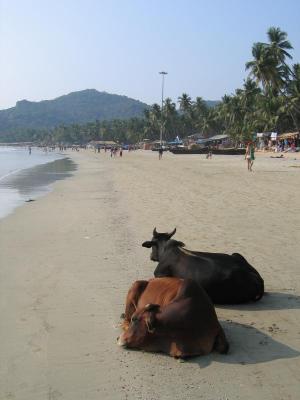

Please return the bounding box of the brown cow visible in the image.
[118,277,229,358]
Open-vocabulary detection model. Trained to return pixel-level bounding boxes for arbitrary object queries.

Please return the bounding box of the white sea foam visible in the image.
[0,146,62,181]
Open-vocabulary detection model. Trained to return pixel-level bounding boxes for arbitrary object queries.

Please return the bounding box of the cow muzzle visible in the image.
[117,334,127,347]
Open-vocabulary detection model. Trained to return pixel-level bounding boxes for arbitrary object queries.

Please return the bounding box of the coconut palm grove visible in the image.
[3,27,300,145]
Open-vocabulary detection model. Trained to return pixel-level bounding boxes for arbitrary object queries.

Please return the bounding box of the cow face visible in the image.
[118,304,160,349]
[142,228,176,262]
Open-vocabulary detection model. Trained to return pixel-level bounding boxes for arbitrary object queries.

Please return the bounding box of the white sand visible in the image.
[0,150,299,400]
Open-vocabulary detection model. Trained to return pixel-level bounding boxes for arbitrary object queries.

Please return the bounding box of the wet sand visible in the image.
[0,150,299,400]
[0,157,76,219]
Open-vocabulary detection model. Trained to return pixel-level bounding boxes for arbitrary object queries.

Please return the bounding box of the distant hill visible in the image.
[205,100,220,108]
[0,89,149,134]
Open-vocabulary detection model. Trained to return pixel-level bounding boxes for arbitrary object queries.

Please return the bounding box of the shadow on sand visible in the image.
[216,292,300,311]
[189,320,300,368]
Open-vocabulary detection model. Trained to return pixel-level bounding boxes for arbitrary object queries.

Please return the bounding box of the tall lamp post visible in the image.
[159,71,168,146]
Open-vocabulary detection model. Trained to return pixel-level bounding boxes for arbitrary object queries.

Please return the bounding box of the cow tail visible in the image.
[214,328,229,354]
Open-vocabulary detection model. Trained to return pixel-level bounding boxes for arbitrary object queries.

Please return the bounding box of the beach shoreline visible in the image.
[0,154,76,220]
[0,149,299,400]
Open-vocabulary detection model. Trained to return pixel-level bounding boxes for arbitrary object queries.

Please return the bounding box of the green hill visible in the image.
[0,89,148,134]
[205,100,220,108]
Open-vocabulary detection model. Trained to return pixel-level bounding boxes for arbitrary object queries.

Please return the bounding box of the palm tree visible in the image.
[163,98,178,140]
[178,93,193,136]
[285,63,300,130]
[266,27,293,64]
[178,93,192,113]
[246,27,294,95]
[164,98,176,116]
[246,42,282,92]
[243,78,261,99]
[288,64,300,102]
[193,97,208,115]
[143,104,161,140]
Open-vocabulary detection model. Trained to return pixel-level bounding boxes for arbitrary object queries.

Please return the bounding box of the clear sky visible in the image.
[1,0,300,109]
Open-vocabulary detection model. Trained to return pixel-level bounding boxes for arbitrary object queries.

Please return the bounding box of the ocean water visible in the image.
[0,147,76,219]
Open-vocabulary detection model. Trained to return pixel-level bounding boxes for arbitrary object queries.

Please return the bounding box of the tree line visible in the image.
[143,27,299,143]
[2,27,299,145]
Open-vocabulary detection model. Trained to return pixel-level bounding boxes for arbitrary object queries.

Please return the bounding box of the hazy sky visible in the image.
[1,0,300,109]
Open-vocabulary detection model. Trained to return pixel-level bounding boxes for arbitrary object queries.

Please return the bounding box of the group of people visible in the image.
[110,147,123,157]
[94,146,124,157]
[258,137,299,152]
[275,139,297,152]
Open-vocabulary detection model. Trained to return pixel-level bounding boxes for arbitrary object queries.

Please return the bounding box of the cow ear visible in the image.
[153,227,158,238]
[142,241,154,248]
[145,304,160,333]
[144,303,160,312]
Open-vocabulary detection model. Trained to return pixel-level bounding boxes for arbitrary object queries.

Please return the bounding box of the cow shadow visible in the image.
[216,292,300,311]
[189,321,300,368]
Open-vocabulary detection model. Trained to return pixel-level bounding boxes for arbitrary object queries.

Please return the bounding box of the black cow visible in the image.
[142,228,264,304]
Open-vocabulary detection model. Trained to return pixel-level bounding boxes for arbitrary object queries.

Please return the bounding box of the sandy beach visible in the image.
[1,149,300,400]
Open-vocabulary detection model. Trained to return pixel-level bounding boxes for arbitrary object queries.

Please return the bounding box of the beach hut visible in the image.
[89,140,117,150]
[197,134,230,148]
[256,132,278,149]
[277,132,299,151]
[277,131,299,141]
[139,139,152,150]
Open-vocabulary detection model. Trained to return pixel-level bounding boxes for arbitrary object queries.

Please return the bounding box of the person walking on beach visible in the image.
[245,141,255,171]
[158,147,163,160]
[206,146,212,159]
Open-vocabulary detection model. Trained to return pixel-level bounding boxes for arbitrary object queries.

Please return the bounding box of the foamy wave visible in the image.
[0,169,22,182]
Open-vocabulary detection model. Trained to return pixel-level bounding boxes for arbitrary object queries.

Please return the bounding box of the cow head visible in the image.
[142,227,177,261]
[118,303,160,349]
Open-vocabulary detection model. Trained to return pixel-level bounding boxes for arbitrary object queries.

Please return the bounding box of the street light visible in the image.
[159,71,168,146]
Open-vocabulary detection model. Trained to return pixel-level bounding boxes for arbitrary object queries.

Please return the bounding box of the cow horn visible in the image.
[153,227,158,237]
[168,228,176,238]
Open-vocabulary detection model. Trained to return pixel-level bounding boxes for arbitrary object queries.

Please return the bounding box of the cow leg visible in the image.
[170,340,209,359]
[124,280,149,324]
[213,328,229,354]
[252,274,264,301]
[169,341,186,358]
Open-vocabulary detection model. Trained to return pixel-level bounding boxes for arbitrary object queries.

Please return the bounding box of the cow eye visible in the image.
[131,315,138,323]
